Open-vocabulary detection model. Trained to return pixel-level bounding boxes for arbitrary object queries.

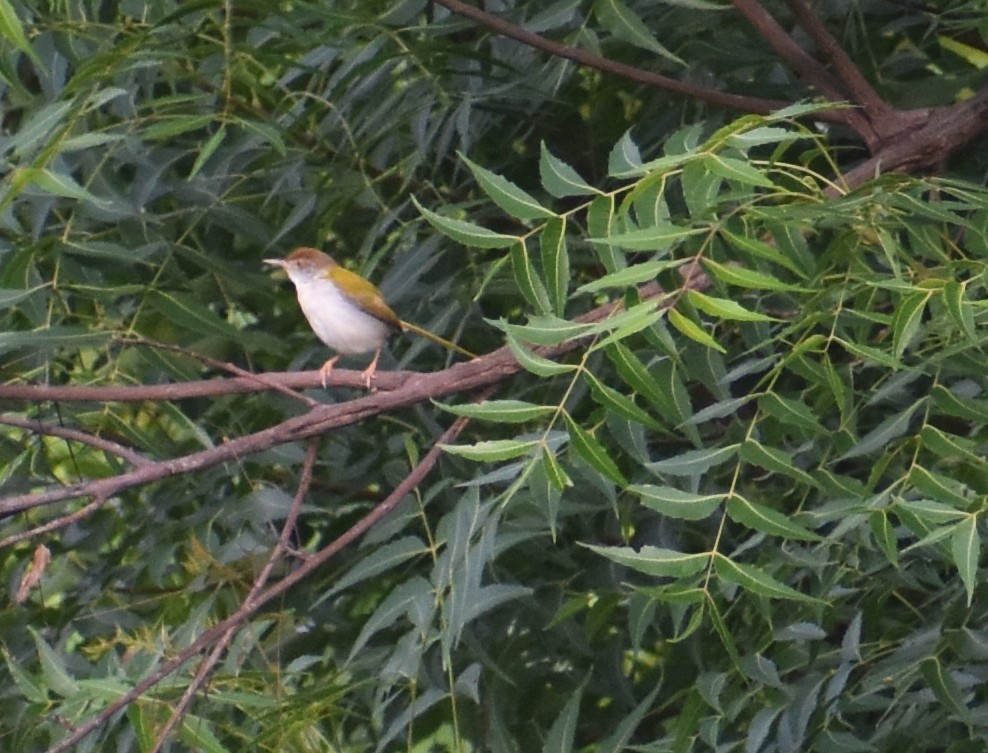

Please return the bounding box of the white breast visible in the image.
[294,278,392,355]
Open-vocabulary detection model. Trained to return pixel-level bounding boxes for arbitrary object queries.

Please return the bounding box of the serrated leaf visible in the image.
[27,168,111,207]
[714,555,820,602]
[413,197,518,248]
[441,438,541,461]
[703,258,803,291]
[539,142,599,198]
[952,516,979,606]
[607,129,643,176]
[720,228,807,278]
[577,259,682,295]
[920,425,983,465]
[540,216,569,315]
[606,343,675,418]
[920,656,971,722]
[839,399,922,459]
[942,281,977,343]
[667,307,726,352]
[564,413,627,485]
[587,194,624,272]
[869,511,899,566]
[891,291,928,358]
[585,370,663,429]
[590,223,704,251]
[437,399,556,423]
[583,543,709,577]
[542,446,573,490]
[511,240,553,313]
[143,114,214,140]
[505,316,592,346]
[702,154,775,187]
[896,497,968,525]
[189,124,227,178]
[505,330,577,376]
[726,126,800,148]
[910,466,971,508]
[29,628,78,698]
[686,289,775,322]
[726,495,821,541]
[461,153,554,221]
[931,384,988,423]
[595,0,683,63]
[758,393,825,435]
[647,445,738,476]
[739,440,818,488]
[630,484,723,520]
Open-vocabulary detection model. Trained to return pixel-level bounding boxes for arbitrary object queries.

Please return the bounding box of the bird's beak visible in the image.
[263,258,285,268]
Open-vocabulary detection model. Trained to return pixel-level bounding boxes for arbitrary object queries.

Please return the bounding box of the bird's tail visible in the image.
[400,320,476,359]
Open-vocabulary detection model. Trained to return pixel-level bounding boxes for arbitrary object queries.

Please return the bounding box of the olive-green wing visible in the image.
[326,265,402,330]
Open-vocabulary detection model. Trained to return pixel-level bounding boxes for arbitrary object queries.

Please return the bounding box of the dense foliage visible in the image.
[1,1,987,752]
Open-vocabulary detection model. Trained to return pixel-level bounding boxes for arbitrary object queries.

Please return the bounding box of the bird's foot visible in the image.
[319,356,340,388]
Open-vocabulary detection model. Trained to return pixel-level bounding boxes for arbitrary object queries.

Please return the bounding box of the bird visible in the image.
[264,246,473,388]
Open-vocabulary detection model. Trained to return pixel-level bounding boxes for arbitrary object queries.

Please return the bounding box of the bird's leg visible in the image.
[359,348,382,390]
[319,355,341,388]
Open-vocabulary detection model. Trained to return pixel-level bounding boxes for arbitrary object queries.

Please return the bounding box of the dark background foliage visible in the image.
[1,1,988,751]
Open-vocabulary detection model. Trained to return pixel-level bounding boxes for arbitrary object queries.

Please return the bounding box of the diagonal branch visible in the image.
[147,439,319,753]
[0,414,150,467]
[44,405,479,753]
[783,0,891,121]
[432,0,823,119]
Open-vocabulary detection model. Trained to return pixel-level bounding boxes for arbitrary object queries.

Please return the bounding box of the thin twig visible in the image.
[0,414,150,467]
[0,497,107,549]
[147,440,319,753]
[44,408,477,753]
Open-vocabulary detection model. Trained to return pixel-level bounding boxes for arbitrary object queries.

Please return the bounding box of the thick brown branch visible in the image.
[837,89,988,191]
[0,284,672,517]
[433,0,807,118]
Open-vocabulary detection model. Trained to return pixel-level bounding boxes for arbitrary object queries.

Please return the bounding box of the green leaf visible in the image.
[758,393,826,435]
[461,153,555,221]
[590,223,704,251]
[541,446,573,490]
[931,384,988,423]
[189,124,227,178]
[739,440,818,488]
[564,413,627,486]
[3,648,47,703]
[726,495,822,541]
[441,438,541,461]
[505,315,592,346]
[702,154,775,187]
[896,497,968,525]
[891,291,928,358]
[437,399,556,423]
[0,326,110,353]
[0,0,41,65]
[540,216,569,315]
[702,258,804,291]
[587,194,624,272]
[942,281,977,343]
[543,684,583,753]
[585,370,663,430]
[630,484,723,520]
[577,259,681,294]
[667,307,726,353]
[910,466,972,509]
[714,556,820,602]
[686,289,776,322]
[720,228,807,278]
[413,197,518,248]
[920,656,971,723]
[505,331,578,376]
[952,516,979,606]
[839,399,923,459]
[606,343,676,418]
[594,0,683,63]
[869,510,899,566]
[143,114,214,140]
[583,544,709,577]
[27,168,111,207]
[725,126,801,149]
[920,425,983,465]
[29,627,78,698]
[511,240,553,313]
[607,129,643,176]
[539,142,599,198]
[647,445,738,476]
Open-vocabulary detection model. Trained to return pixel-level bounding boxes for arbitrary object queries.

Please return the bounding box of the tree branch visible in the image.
[432,0,817,119]
[0,414,150,467]
[0,281,683,518]
[44,405,477,753]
